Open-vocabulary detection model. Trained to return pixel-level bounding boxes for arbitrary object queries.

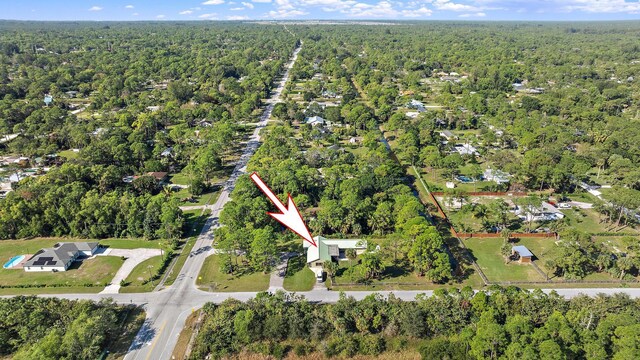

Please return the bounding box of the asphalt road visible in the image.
[7,40,640,359]
[120,41,304,360]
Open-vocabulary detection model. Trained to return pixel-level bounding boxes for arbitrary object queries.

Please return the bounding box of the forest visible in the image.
[0,296,137,359]
[0,22,296,240]
[190,288,640,360]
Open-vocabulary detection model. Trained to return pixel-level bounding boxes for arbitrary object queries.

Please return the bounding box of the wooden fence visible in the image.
[457,232,558,239]
[431,191,528,197]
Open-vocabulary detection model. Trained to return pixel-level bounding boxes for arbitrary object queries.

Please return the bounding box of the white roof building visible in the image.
[305,116,326,126]
[454,144,479,156]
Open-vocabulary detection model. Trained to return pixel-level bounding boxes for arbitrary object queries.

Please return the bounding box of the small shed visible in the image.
[512,245,533,263]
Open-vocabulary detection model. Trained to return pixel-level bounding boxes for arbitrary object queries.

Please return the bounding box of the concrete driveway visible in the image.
[99,248,163,294]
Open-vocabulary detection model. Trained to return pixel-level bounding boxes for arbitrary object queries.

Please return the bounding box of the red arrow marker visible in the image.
[250,172,317,247]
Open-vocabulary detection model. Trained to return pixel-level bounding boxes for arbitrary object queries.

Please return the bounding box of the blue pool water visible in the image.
[456,175,473,183]
[3,255,25,269]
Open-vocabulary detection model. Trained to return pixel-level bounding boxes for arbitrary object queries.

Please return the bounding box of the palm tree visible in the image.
[161,185,173,198]
[500,240,512,264]
[617,256,635,280]
[322,260,338,281]
[346,248,357,267]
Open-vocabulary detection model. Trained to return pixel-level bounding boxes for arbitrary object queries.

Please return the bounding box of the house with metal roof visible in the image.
[23,242,99,272]
[512,245,533,263]
[304,236,367,281]
[305,116,326,127]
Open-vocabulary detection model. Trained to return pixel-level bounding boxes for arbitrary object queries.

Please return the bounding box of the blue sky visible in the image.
[2,0,640,21]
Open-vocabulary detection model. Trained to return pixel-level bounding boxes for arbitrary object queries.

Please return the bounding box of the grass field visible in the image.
[463,238,545,282]
[561,207,619,234]
[197,255,270,292]
[172,187,220,207]
[120,255,164,293]
[283,255,315,291]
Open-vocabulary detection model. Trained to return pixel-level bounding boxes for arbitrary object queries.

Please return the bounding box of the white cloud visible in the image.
[402,6,433,17]
[125,5,134,9]
[459,11,486,17]
[252,0,272,2]
[274,0,295,10]
[268,8,309,17]
[231,7,245,10]
[199,13,219,18]
[88,6,103,11]
[156,14,166,19]
[179,10,194,14]
[562,0,640,14]
[433,0,478,12]
[242,1,255,9]
[228,15,250,19]
[132,12,139,16]
[202,0,225,4]
[346,1,399,17]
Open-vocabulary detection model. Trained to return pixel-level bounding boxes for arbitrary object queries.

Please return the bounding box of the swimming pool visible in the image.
[456,175,474,183]
[3,255,25,269]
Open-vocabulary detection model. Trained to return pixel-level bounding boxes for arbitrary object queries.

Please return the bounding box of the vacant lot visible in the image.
[329,257,485,291]
[197,255,270,292]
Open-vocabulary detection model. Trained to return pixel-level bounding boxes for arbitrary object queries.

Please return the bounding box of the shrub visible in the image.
[358,334,385,356]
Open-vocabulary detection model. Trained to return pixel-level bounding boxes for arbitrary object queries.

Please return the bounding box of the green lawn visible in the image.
[561,207,618,234]
[283,255,316,291]
[120,255,164,293]
[463,238,545,282]
[197,255,270,292]
[172,187,220,206]
[59,149,80,160]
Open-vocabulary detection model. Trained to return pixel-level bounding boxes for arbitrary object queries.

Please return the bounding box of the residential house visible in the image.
[64,90,79,98]
[512,245,533,263]
[304,236,367,281]
[145,172,169,184]
[483,169,511,184]
[439,130,456,141]
[322,90,341,99]
[453,144,479,156]
[23,242,99,272]
[161,147,174,158]
[514,202,565,222]
[196,119,213,127]
[306,116,326,127]
[406,99,426,112]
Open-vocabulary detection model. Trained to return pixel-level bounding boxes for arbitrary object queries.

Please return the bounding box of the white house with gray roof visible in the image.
[23,242,99,272]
